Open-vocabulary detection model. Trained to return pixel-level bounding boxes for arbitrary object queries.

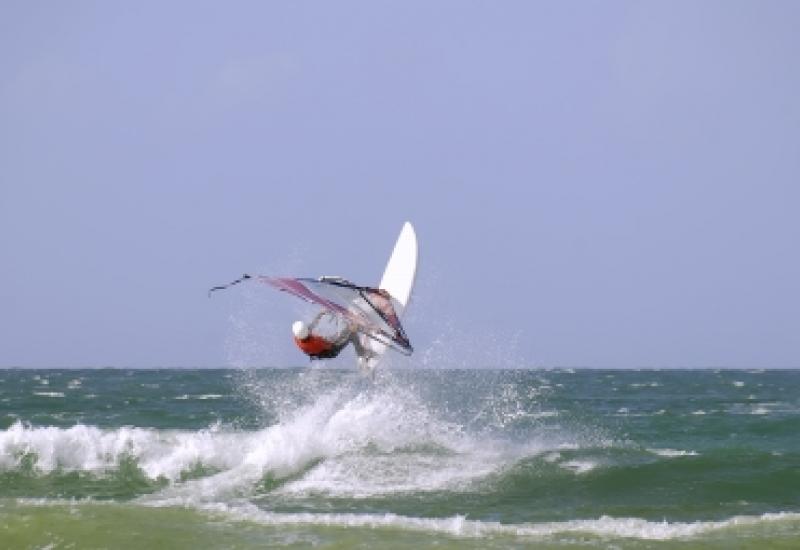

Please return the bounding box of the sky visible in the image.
[1,1,798,368]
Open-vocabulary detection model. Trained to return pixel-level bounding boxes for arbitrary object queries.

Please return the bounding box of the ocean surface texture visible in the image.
[1,368,798,549]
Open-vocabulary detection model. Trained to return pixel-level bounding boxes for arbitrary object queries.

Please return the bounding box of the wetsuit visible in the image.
[294,334,345,359]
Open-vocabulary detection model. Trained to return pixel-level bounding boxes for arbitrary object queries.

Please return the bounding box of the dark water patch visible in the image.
[0,461,165,501]
[0,369,254,430]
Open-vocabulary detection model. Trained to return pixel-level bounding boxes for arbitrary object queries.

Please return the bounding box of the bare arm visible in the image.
[308,310,327,331]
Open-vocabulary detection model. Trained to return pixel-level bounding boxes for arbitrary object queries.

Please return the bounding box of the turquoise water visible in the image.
[1,368,799,548]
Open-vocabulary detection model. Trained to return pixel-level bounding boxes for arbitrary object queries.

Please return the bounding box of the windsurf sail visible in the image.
[209,275,413,355]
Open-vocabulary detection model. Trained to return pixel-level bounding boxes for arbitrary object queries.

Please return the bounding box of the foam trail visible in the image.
[11,498,800,542]
[186,503,800,541]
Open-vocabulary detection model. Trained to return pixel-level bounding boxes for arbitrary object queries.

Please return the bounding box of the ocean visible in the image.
[1,368,798,549]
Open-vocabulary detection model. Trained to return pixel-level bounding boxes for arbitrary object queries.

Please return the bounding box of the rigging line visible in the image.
[208,273,252,297]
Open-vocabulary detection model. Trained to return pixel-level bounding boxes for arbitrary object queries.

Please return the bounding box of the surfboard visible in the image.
[359,221,418,370]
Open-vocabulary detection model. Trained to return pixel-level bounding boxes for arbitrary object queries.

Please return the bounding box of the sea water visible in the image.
[1,368,799,548]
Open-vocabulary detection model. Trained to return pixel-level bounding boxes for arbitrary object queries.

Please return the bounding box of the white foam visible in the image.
[10,498,800,541]
[647,448,699,458]
[728,402,785,416]
[529,411,559,419]
[0,421,246,478]
[542,451,560,463]
[174,394,224,400]
[183,503,800,541]
[149,384,530,501]
[560,460,596,474]
[3,373,602,506]
[2,379,564,504]
[32,392,65,398]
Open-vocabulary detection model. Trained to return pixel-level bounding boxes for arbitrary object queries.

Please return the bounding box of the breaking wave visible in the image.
[3,368,800,547]
[1,378,581,502]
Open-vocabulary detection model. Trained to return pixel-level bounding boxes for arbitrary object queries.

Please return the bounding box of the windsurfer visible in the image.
[292,311,370,360]
[210,274,412,364]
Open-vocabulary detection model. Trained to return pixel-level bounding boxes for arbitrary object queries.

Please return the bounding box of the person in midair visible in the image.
[291,311,370,360]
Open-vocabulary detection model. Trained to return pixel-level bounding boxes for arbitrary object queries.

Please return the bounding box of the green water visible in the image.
[1,368,799,548]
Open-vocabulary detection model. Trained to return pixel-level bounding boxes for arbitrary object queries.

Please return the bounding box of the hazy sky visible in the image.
[2,1,798,368]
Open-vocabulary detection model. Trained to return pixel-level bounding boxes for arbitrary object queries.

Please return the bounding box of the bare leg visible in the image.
[350,334,379,377]
[350,333,375,358]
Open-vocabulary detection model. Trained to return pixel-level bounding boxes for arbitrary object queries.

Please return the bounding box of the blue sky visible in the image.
[1,1,798,367]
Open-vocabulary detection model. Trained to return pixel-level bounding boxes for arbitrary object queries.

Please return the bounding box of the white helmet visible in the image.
[292,320,309,340]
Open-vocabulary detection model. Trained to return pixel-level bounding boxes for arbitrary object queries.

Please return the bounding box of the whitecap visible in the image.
[174,394,224,400]
[560,460,596,474]
[647,448,699,458]
[529,411,559,419]
[32,391,64,398]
